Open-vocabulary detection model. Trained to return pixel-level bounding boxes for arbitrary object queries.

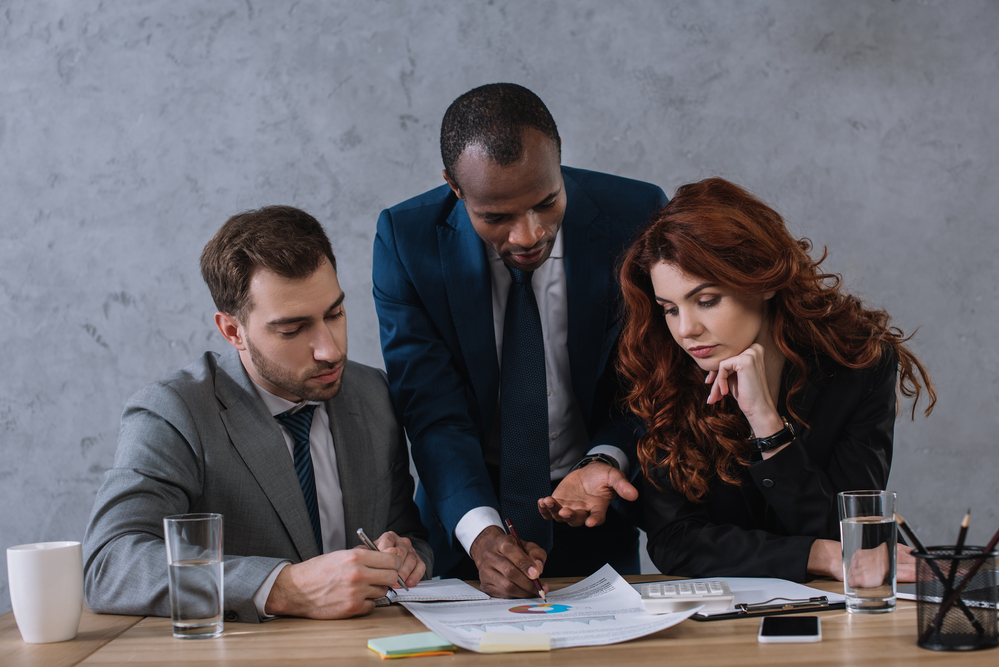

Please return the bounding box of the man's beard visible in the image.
[245,337,345,402]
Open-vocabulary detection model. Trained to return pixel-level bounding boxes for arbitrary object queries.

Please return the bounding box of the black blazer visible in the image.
[644,350,898,582]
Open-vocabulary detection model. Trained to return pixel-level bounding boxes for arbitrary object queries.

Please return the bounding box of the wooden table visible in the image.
[2,576,993,665]
[0,604,141,667]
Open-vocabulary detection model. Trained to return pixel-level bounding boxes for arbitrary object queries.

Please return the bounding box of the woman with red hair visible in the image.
[618,178,934,582]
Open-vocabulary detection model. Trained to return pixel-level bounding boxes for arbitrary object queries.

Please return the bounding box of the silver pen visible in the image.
[356,528,410,591]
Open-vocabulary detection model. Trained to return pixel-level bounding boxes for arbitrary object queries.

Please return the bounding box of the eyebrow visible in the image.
[654,282,717,304]
[266,292,345,327]
[473,189,561,219]
[684,282,717,299]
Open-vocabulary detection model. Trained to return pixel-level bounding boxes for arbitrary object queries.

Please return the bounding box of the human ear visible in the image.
[215,312,247,350]
[442,169,463,199]
[762,290,776,301]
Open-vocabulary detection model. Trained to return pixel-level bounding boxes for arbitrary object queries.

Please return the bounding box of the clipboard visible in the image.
[632,577,846,622]
[691,594,844,621]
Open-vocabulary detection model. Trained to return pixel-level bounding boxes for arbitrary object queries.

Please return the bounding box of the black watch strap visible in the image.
[748,417,795,454]
[570,452,620,472]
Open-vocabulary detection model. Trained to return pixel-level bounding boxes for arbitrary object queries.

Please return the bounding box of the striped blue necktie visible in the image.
[499,267,552,551]
[274,404,323,554]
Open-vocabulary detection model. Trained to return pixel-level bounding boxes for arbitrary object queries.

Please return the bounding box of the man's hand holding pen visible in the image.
[367,530,427,589]
[469,524,549,599]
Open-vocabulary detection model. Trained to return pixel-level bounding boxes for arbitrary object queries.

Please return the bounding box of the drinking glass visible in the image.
[163,513,224,639]
[838,490,897,613]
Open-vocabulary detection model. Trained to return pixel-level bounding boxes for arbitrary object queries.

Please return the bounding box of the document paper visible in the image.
[400,564,699,652]
[631,577,847,617]
[376,578,490,606]
[387,578,490,602]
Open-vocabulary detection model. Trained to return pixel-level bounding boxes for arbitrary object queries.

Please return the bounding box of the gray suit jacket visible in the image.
[83,349,431,622]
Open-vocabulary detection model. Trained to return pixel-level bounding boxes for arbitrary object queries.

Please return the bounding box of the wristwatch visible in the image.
[570,452,620,472]
[748,416,795,454]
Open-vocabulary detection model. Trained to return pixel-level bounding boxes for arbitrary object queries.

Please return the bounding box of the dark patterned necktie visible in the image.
[274,404,323,554]
[499,267,553,551]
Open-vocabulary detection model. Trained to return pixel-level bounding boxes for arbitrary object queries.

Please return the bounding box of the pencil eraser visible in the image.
[479,632,551,652]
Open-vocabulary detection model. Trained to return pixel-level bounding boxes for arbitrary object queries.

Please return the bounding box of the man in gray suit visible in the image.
[83,206,431,622]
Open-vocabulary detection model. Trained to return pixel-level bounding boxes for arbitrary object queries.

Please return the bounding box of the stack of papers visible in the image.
[367,632,456,659]
[400,564,700,653]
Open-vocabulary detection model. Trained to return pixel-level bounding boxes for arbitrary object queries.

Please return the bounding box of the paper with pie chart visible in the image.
[400,563,700,652]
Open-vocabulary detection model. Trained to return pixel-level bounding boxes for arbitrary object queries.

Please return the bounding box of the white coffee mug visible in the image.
[7,541,84,643]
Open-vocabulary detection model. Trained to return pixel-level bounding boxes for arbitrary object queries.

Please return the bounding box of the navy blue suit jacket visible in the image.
[373,167,667,569]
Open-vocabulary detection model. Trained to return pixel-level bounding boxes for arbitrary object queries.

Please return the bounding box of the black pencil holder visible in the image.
[914,546,998,651]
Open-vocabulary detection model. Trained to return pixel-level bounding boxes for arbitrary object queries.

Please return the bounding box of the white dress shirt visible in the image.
[249,376,347,618]
[453,228,630,555]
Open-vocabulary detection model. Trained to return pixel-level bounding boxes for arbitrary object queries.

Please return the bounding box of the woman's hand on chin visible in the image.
[705,343,784,438]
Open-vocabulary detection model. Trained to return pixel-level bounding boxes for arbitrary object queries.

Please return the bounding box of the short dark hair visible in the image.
[200,205,336,320]
[440,83,561,185]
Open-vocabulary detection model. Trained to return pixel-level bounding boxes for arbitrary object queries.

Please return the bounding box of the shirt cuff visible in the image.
[587,445,630,477]
[454,506,504,556]
[253,560,292,620]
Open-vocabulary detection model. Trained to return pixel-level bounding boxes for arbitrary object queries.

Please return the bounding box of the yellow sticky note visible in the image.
[479,632,551,653]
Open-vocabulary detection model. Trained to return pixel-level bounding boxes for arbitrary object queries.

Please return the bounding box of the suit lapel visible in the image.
[561,171,609,417]
[326,379,375,546]
[780,355,824,441]
[215,350,320,561]
[439,200,499,432]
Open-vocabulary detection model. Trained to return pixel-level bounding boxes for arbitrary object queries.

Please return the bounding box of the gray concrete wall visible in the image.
[1,0,996,614]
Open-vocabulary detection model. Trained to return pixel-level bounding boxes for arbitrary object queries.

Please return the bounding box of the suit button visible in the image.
[224,611,238,622]
[762,478,774,488]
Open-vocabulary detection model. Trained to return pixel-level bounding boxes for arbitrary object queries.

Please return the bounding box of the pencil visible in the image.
[942,509,971,612]
[954,509,971,556]
[894,512,928,553]
[504,518,547,602]
[356,528,409,591]
[943,522,999,600]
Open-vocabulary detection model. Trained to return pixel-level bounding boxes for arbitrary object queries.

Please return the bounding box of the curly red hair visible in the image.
[618,178,935,503]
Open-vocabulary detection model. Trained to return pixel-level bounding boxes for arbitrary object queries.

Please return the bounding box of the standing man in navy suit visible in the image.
[373,83,667,598]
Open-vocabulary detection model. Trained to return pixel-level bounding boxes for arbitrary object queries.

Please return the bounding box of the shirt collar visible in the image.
[249,375,321,418]
[485,225,565,264]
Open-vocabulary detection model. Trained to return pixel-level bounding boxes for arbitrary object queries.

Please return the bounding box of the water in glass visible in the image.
[168,558,223,639]
[841,516,896,613]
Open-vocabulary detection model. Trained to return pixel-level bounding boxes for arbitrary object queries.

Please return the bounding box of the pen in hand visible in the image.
[504,518,547,602]
[356,528,410,591]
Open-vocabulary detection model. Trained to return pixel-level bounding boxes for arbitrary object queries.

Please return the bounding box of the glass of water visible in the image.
[163,513,224,639]
[838,491,897,613]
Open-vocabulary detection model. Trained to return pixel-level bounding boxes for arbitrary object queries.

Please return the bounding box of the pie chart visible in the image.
[508,603,572,614]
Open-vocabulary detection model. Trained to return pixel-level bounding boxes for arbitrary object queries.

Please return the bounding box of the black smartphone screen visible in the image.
[760,616,820,637]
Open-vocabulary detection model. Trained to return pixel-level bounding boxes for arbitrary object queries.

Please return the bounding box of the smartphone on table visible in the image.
[757,616,821,643]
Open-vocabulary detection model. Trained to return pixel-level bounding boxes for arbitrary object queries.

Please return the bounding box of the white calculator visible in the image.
[640,580,735,614]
